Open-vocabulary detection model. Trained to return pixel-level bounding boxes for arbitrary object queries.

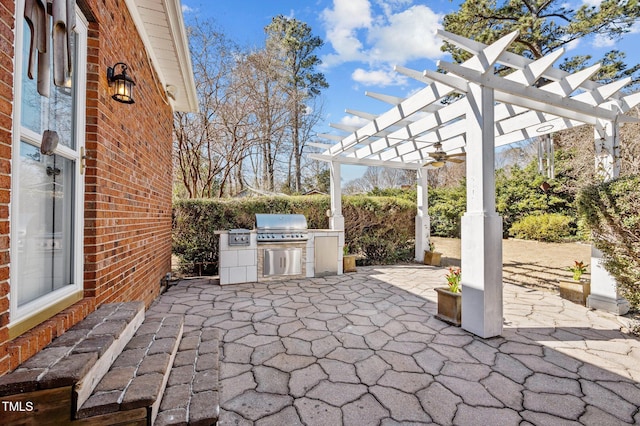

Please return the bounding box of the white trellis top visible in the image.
[309,30,640,169]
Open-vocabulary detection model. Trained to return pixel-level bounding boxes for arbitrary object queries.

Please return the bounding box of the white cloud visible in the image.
[565,38,581,51]
[182,4,194,13]
[321,0,372,66]
[321,0,444,72]
[582,0,602,7]
[367,5,444,64]
[374,0,413,18]
[340,115,370,127]
[351,68,407,87]
[593,33,615,48]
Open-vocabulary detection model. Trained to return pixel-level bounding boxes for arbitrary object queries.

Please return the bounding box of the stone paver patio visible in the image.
[148,265,640,425]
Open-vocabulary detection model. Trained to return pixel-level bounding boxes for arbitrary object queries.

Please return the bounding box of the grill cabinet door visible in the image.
[314,236,338,277]
[263,248,302,276]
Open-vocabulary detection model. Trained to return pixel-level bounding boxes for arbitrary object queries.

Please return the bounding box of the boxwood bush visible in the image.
[508,213,575,242]
[578,175,640,308]
[173,195,415,274]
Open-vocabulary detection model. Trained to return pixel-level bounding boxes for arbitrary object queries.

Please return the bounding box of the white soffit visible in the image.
[125,0,198,112]
[310,30,640,169]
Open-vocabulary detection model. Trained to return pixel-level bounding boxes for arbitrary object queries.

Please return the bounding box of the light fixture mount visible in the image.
[107,62,136,104]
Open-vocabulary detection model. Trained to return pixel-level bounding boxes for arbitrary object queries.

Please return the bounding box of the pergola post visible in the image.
[415,168,430,262]
[587,118,630,314]
[329,161,344,231]
[461,82,503,338]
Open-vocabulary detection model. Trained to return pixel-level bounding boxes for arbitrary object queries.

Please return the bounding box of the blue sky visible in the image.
[181,0,640,181]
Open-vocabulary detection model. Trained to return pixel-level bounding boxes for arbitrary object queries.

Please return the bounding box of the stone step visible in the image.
[155,327,220,426]
[76,315,184,424]
[0,301,145,419]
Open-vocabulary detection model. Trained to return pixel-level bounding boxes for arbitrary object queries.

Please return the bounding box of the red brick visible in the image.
[0,0,174,376]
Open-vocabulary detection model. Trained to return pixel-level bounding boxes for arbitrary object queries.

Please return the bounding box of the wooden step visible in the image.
[0,302,145,424]
[155,327,220,426]
[76,315,184,424]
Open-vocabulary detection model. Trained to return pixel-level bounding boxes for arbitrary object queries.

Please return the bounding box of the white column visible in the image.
[415,167,430,262]
[460,83,503,338]
[587,118,629,314]
[329,161,344,231]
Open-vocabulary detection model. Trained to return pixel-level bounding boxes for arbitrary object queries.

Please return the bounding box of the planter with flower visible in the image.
[435,267,462,326]
[423,241,442,266]
[343,245,357,273]
[558,260,590,305]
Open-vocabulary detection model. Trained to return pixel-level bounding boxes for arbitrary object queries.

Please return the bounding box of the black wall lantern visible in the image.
[107,63,135,104]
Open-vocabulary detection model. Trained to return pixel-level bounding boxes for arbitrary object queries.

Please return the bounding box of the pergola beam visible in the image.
[438,29,604,92]
[366,91,405,105]
[318,133,345,142]
[436,61,621,124]
[504,49,565,86]
[328,81,457,155]
[309,153,423,169]
[345,109,378,121]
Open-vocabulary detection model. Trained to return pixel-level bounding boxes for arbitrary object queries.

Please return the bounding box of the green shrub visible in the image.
[173,195,415,274]
[508,213,574,242]
[341,195,415,264]
[428,184,466,238]
[578,175,640,308]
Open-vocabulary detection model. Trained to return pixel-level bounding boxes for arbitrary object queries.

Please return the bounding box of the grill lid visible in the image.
[255,214,307,231]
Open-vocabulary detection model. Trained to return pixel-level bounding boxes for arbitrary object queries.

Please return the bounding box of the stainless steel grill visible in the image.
[255,214,308,243]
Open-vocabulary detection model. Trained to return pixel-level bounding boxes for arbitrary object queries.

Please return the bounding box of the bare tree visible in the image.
[343,166,414,193]
[174,19,241,198]
[233,50,290,192]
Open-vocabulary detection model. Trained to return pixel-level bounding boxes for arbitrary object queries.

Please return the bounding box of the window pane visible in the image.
[17,141,74,306]
[52,30,76,150]
[20,20,76,149]
[20,25,43,133]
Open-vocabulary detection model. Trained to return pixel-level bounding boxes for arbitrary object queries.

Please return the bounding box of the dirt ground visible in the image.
[431,236,592,292]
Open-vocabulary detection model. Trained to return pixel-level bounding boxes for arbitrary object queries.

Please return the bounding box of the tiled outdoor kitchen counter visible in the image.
[215,229,344,284]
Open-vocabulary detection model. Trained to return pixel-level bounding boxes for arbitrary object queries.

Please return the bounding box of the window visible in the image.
[10,3,87,334]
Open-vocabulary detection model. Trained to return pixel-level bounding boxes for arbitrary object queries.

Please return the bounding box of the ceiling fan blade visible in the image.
[445,152,466,158]
[447,158,465,164]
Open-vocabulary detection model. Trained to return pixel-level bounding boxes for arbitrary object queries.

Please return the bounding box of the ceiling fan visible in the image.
[426,142,466,168]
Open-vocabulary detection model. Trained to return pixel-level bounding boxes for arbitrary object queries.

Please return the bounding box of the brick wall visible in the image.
[0,0,175,375]
[81,1,173,308]
[0,0,14,376]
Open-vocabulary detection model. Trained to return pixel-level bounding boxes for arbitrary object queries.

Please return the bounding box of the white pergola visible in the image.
[310,30,640,338]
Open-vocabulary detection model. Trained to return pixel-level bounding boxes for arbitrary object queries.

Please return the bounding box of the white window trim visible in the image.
[9,2,87,327]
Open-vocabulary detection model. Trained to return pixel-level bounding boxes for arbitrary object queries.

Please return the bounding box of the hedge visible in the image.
[508,213,575,242]
[578,175,640,308]
[173,195,416,274]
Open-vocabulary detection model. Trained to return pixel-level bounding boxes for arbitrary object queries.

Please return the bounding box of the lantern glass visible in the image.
[107,63,135,104]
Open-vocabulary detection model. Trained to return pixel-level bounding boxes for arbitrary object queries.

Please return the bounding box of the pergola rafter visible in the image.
[310,29,640,338]
[311,30,639,169]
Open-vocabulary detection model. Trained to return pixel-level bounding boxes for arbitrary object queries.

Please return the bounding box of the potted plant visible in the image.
[343,245,357,273]
[423,241,442,266]
[435,267,462,326]
[558,260,590,305]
